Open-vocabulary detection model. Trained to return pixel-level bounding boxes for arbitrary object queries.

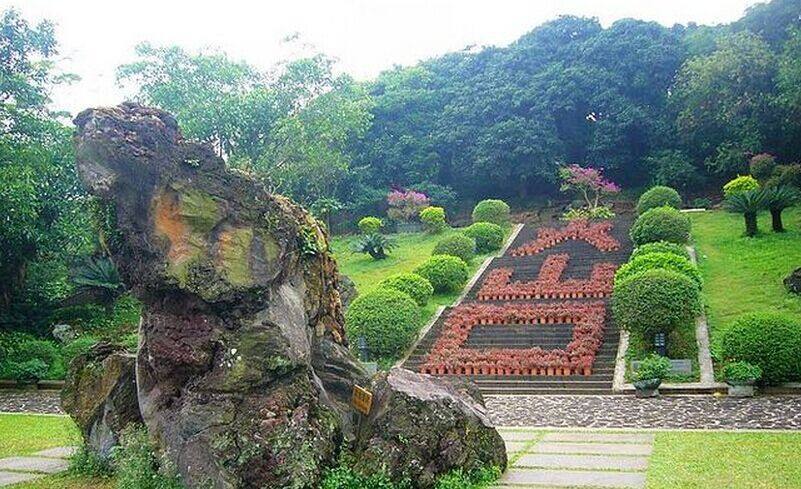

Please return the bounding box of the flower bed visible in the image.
[477,254,616,300]
[420,301,607,376]
[510,219,620,255]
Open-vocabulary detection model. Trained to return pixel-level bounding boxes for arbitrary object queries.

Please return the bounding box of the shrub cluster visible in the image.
[358,216,383,235]
[378,273,434,307]
[722,361,763,385]
[636,186,682,214]
[614,252,702,289]
[723,175,760,197]
[634,353,672,382]
[629,206,691,245]
[463,222,505,253]
[419,206,447,234]
[720,312,801,385]
[630,241,690,261]
[0,333,63,383]
[414,255,469,293]
[433,233,476,263]
[471,199,510,225]
[345,288,420,360]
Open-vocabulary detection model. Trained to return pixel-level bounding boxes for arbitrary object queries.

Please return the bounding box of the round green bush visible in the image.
[419,206,447,234]
[612,269,701,337]
[629,206,691,246]
[357,216,383,235]
[723,175,760,198]
[463,222,505,253]
[345,288,420,360]
[377,273,434,307]
[749,154,776,182]
[722,361,762,385]
[432,233,476,263]
[414,255,469,293]
[630,241,691,261]
[720,312,801,385]
[471,199,510,225]
[636,186,682,214]
[615,252,702,289]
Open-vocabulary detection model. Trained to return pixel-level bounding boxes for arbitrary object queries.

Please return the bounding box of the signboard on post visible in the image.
[351,384,373,416]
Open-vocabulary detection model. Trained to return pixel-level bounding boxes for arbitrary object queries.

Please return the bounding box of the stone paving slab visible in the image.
[535,442,652,456]
[0,471,43,486]
[500,431,544,441]
[515,453,649,471]
[542,432,654,444]
[0,456,69,474]
[500,469,646,488]
[33,446,76,459]
[505,441,529,453]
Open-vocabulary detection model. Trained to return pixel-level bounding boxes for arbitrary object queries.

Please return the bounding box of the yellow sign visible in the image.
[351,385,373,416]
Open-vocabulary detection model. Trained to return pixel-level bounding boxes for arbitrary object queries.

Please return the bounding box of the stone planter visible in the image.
[727,382,756,397]
[633,378,662,398]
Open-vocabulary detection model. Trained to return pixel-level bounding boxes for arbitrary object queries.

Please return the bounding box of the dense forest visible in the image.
[2,0,801,334]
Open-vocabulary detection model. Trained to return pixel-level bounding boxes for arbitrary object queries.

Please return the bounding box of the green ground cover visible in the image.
[12,475,114,489]
[0,414,79,459]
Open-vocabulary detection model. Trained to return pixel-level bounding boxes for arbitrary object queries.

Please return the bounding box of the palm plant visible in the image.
[71,256,124,307]
[352,233,396,260]
[724,189,766,237]
[761,186,799,233]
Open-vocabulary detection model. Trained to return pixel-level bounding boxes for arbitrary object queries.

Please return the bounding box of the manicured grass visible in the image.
[0,414,79,458]
[688,208,801,342]
[647,431,801,488]
[11,475,114,489]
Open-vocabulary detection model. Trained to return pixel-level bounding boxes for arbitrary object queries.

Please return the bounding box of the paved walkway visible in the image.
[486,395,801,429]
[0,447,75,486]
[496,429,652,488]
[0,391,63,415]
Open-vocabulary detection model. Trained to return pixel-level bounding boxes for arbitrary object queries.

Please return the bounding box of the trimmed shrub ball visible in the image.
[471,199,510,225]
[345,288,420,360]
[720,312,801,385]
[358,216,383,235]
[630,241,691,261]
[723,175,760,198]
[615,252,702,289]
[630,206,691,245]
[463,222,505,253]
[377,273,434,307]
[636,186,682,214]
[419,206,447,234]
[432,233,476,263]
[414,255,469,293]
[612,269,701,338]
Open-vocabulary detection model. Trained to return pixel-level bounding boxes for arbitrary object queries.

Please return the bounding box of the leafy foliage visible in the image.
[358,216,383,235]
[615,252,702,289]
[629,207,691,245]
[419,206,447,234]
[344,288,420,360]
[414,255,469,293]
[377,273,434,307]
[634,353,672,382]
[471,200,510,226]
[463,222,505,253]
[723,175,760,197]
[353,234,396,260]
[559,164,620,211]
[723,189,767,236]
[720,312,801,384]
[432,234,476,264]
[636,186,682,214]
[630,241,691,261]
[113,425,183,489]
[722,361,763,385]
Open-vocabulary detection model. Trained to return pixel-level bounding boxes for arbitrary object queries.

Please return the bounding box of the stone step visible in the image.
[477,387,614,395]
[500,469,646,488]
[542,433,655,444]
[468,380,613,389]
[515,454,649,471]
[534,442,653,456]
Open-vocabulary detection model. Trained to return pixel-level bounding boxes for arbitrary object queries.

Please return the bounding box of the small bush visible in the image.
[634,354,672,382]
[463,222,505,253]
[113,425,182,489]
[749,153,777,182]
[629,206,691,245]
[723,361,763,385]
[636,186,682,214]
[435,466,502,489]
[768,163,801,188]
[690,197,712,209]
[720,312,801,385]
[414,255,469,293]
[471,199,510,225]
[612,269,701,338]
[723,175,760,197]
[345,288,420,360]
[378,273,434,307]
[0,338,63,382]
[630,241,691,261]
[419,206,447,234]
[69,445,113,478]
[358,216,383,235]
[62,335,100,368]
[433,234,476,263]
[320,465,407,489]
[562,206,615,221]
[615,253,702,289]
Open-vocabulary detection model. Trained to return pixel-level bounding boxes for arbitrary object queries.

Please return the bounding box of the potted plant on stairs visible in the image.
[633,354,671,398]
[723,361,762,397]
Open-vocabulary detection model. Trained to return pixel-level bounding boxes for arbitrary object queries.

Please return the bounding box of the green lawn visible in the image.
[11,475,114,489]
[647,431,801,488]
[0,414,79,458]
[688,208,801,342]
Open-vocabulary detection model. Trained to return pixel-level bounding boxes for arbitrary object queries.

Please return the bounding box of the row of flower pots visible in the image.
[510,219,621,256]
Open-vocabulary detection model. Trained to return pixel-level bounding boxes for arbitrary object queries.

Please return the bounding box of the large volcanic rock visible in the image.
[353,368,507,487]
[61,342,142,458]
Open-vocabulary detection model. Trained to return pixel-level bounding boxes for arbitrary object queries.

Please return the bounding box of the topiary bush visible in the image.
[471,199,510,225]
[723,175,760,197]
[636,186,682,214]
[345,288,421,360]
[615,252,702,289]
[432,233,476,264]
[723,361,762,386]
[419,206,447,234]
[414,255,469,293]
[720,312,801,385]
[629,206,691,245]
[358,216,383,235]
[630,241,691,261]
[378,273,434,307]
[749,154,777,182]
[612,269,701,338]
[634,354,672,382]
[463,222,505,253]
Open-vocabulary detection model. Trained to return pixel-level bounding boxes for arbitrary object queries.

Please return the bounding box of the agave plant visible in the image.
[71,256,124,307]
[352,233,396,260]
[761,186,799,233]
[723,189,767,237]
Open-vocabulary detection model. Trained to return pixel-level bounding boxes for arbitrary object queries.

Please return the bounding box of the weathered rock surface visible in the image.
[785,267,801,294]
[61,342,142,458]
[337,273,358,311]
[353,368,507,487]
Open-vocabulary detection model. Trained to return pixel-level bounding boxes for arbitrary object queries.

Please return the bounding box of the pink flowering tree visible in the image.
[558,164,620,211]
[387,189,430,222]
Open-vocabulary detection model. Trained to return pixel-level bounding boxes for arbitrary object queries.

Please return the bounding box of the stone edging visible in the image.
[612,330,629,391]
[686,245,716,386]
